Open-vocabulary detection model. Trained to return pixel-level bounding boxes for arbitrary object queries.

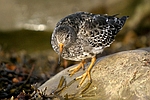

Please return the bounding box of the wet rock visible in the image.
[38,47,150,100]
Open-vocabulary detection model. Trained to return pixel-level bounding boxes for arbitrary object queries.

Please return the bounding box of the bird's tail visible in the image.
[108,15,129,35]
[119,16,129,28]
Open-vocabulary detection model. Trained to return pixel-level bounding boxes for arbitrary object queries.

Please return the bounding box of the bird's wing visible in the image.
[78,15,114,48]
[78,14,128,48]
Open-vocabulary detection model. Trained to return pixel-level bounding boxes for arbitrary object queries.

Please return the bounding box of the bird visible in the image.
[51,12,128,87]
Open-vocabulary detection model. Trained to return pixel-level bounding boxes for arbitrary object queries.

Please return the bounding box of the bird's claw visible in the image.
[75,71,91,87]
[68,60,85,76]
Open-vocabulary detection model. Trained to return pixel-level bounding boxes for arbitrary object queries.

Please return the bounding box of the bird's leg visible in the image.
[75,57,96,87]
[69,60,85,76]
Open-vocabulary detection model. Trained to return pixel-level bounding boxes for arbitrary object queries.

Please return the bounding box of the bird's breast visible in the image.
[61,41,99,61]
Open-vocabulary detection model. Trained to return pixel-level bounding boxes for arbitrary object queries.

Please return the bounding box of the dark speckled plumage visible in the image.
[51,12,128,61]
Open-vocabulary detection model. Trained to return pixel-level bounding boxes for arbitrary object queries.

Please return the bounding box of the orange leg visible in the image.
[68,60,85,76]
[75,57,96,87]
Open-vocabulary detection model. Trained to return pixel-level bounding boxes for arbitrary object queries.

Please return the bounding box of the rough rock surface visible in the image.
[38,47,150,100]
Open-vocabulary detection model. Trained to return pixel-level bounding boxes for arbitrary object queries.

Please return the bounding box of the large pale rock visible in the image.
[38,47,150,100]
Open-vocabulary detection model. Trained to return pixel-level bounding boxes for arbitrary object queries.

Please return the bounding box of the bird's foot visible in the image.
[75,57,96,87]
[75,70,92,87]
[68,60,85,76]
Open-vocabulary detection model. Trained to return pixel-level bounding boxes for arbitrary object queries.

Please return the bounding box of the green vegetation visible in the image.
[0,30,53,52]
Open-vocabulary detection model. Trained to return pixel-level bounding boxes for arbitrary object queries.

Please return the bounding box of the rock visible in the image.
[38,47,150,100]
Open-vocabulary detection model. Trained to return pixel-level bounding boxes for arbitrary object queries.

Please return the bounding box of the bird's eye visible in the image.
[66,34,70,38]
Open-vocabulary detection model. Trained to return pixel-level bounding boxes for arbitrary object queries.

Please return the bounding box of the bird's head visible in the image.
[52,25,76,64]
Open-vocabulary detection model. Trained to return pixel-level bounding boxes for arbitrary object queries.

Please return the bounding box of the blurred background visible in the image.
[0,0,149,51]
[0,0,150,95]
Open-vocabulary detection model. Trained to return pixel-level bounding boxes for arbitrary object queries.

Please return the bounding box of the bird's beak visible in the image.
[59,43,64,55]
[58,43,64,65]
